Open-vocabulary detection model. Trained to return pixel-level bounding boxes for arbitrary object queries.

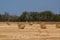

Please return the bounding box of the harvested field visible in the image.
[0,22,60,40]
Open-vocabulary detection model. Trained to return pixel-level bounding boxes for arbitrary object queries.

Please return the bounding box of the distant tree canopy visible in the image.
[0,11,60,22]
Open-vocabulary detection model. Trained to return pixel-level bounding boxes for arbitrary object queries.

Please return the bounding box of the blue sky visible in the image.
[0,0,60,15]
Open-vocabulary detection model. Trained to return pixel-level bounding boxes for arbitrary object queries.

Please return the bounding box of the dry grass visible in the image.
[0,22,60,40]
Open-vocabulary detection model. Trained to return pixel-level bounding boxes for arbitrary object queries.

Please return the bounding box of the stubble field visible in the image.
[0,22,60,40]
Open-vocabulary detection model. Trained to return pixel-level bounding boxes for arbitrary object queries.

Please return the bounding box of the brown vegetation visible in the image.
[0,22,60,40]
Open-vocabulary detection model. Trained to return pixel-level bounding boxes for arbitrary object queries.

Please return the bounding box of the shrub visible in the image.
[56,25,60,28]
[41,26,46,29]
[18,24,25,29]
[7,22,10,25]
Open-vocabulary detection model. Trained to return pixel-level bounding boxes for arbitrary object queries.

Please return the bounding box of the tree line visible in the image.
[0,11,60,22]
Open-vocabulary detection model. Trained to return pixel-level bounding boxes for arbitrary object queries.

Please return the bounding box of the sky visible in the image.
[0,0,60,16]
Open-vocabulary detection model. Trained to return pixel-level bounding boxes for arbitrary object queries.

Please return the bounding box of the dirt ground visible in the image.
[0,22,60,40]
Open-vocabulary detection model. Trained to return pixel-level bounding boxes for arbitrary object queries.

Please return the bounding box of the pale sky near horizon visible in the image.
[0,0,60,16]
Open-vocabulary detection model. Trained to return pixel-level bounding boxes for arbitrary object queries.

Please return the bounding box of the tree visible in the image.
[18,11,28,22]
[3,12,10,22]
[54,14,60,21]
[39,11,54,21]
[29,12,39,21]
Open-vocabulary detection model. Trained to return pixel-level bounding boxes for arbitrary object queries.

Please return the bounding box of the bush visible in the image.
[56,25,60,28]
[41,26,46,29]
[18,24,25,29]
